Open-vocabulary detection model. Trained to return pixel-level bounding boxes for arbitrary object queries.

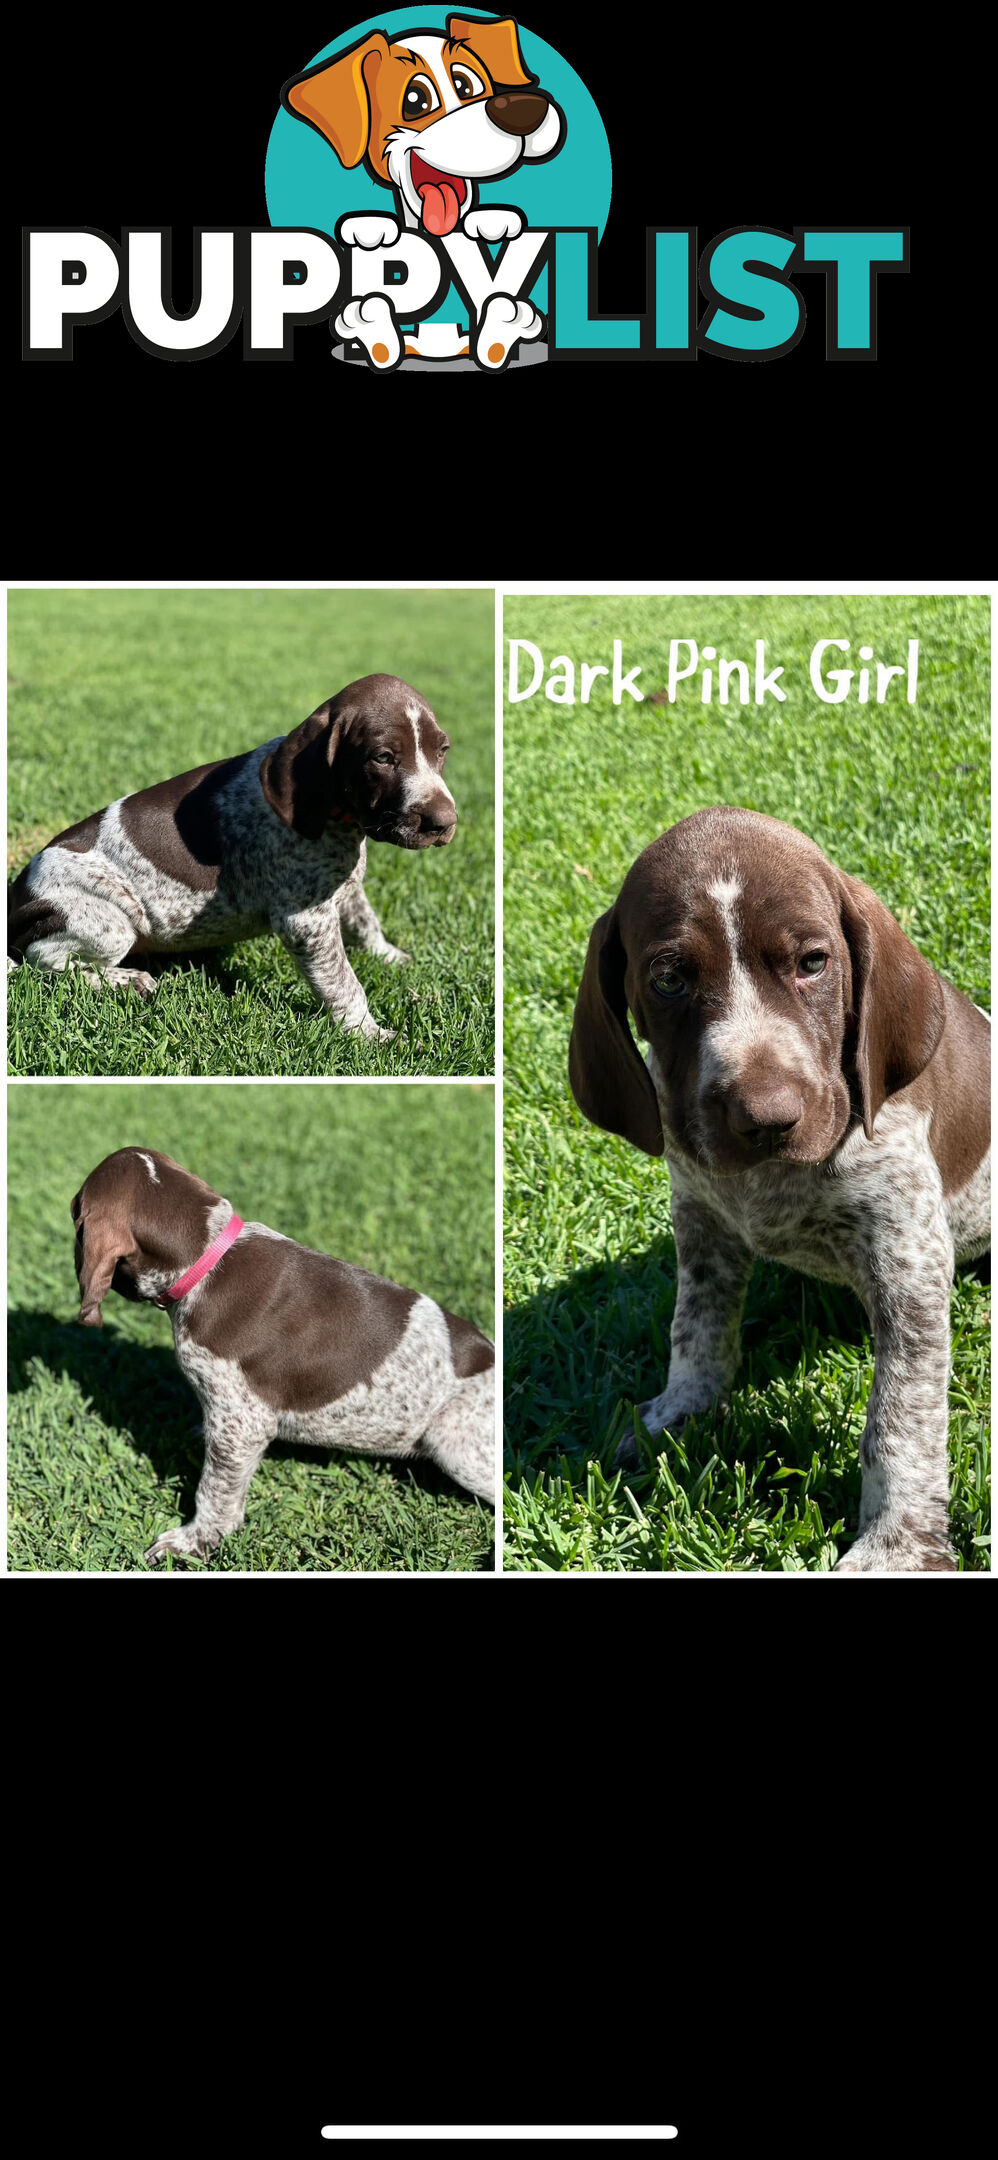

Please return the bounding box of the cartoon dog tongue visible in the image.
[419,180,462,236]
[411,157,466,237]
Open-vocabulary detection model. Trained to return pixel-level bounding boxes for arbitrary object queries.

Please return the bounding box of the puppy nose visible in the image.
[419,805,457,837]
[486,91,549,135]
[727,1087,802,1142]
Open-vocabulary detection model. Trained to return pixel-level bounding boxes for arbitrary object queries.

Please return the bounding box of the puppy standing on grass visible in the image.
[8,674,456,1042]
[71,1148,495,1564]
[569,808,990,1574]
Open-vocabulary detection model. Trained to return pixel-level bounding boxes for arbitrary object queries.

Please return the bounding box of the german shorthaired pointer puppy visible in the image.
[71,1148,495,1563]
[9,675,456,1041]
[569,808,990,1574]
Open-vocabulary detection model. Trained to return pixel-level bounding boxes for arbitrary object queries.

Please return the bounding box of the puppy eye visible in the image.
[370,751,396,766]
[798,953,827,977]
[404,75,438,118]
[452,66,484,100]
[438,738,450,759]
[651,967,687,999]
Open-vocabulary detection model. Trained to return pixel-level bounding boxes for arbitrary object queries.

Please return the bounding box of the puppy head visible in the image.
[569,809,945,1172]
[71,1149,222,1325]
[283,18,561,231]
[260,675,457,849]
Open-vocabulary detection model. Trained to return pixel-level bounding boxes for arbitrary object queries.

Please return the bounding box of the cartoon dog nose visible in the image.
[486,91,549,135]
[727,1088,802,1143]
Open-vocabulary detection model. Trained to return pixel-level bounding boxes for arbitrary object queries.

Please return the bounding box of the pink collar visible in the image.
[157,1214,245,1307]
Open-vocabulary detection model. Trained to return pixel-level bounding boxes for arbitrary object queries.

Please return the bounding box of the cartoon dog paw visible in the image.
[462,207,524,242]
[338,214,400,249]
[475,294,543,371]
[335,294,401,371]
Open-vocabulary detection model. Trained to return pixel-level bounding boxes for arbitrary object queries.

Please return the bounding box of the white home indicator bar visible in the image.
[320,2132,679,2143]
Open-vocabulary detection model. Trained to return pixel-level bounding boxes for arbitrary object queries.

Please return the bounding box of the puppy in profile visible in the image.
[9,675,456,1040]
[72,1147,496,1564]
[569,808,990,1572]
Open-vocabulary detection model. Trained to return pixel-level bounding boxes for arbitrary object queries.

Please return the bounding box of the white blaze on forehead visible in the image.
[403,36,461,113]
[401,707,455,813]
[136,1151,160,1183]
[699,869,808,1088]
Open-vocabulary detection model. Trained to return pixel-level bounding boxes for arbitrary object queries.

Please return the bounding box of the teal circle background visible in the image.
[265,10,612,319]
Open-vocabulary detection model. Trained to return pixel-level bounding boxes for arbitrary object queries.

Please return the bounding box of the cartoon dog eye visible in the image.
[403,75,440,119]
[451,65,485,101]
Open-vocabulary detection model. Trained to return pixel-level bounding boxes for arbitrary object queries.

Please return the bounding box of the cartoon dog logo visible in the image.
[282,14,565,368]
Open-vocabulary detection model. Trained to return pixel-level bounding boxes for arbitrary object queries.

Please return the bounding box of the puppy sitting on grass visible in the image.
[72,1146,495,1564]
[8,674,456,1041]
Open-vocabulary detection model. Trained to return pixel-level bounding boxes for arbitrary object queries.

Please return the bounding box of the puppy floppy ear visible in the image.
[838,871,946,1139]
[447,14,533,87]
[569,906,663,1156]
[282,33,389,168]
[71,1188,134,1328]
[259,703,348,841]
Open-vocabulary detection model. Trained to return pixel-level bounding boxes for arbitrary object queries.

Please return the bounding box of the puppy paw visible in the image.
[335,294,401,370]
[92,966,159,996]
[474,293,543,370]
[463,206,523,242]
[637,1387,726,1439]
[339,213,400,249]
[144,1523,212,1567]
[834,1525,957,1574]
[379,943,412,966]
[358,1016,398,1043]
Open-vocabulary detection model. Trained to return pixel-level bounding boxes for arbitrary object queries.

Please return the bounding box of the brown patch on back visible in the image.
[118,753,251,892]
[188,1235,419,1412]
[48,808,105,854]
[443,1308,495,1378]
[906,977,991,1195]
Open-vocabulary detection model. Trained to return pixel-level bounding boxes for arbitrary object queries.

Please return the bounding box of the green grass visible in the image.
[503,593,991,1571]
[8,1082,495,1571]
[7,588,494,1076]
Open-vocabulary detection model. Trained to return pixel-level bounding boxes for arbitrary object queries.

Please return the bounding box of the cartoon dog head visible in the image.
[283,14,564,235]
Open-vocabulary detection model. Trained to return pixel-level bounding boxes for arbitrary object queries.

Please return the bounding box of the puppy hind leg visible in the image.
[418,1367,496,1504]
[20,896,157,995]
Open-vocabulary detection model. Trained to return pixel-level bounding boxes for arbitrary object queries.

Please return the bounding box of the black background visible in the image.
[15,8,985,575]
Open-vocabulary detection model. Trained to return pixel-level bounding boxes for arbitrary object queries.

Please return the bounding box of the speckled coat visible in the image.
[71,1148,495,1564]
[9,674,458,1040]
[569,808,990,1574]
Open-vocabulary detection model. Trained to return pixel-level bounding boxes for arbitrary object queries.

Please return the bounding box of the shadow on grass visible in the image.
[504,1234,872,1515]
[8,1309,495,1561]
[127,949,244,998]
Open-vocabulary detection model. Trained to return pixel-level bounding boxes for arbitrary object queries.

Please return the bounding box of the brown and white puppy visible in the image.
[569,808,990,1573]
[283,15,564,368]
[284,16,562,241]
[8,675,457,1040]
[71,1147,495,1564]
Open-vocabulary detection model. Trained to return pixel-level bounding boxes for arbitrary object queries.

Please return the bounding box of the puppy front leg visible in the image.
[837,1223,956,1572]
[145,1399,274,1566]
[621,1191,753,1466]
[337,876,411,965]
[273,900,396,1040]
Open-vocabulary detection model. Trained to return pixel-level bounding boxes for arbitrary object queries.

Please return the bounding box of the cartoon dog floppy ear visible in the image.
[282,33,390,168]
[447,14,535,88]
[282,16,540,171]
